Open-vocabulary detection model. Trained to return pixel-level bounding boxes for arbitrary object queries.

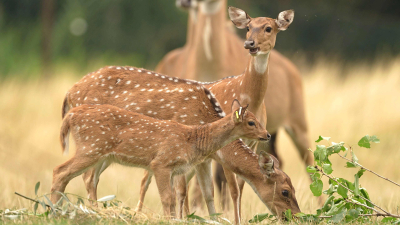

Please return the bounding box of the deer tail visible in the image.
[62,94,70,119]
[60,113,72,155]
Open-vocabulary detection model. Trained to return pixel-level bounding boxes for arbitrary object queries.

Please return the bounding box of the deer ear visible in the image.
[275,10,294,31]
[228,6,251,29]
[231,99,243,123]
[240,104,249,120]
[259,151,277,177]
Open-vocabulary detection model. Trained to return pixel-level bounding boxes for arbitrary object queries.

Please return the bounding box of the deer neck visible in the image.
[186,7,198,47]
[211,140,272,207]
[239,52,271,110]
[191,115,236,156]
[190,0,227,80]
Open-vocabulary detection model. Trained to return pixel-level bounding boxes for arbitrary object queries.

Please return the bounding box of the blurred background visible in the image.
[0,0,399,221]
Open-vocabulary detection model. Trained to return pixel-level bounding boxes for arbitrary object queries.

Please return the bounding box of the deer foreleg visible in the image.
[195,159,216,217]
[223,167,241,224]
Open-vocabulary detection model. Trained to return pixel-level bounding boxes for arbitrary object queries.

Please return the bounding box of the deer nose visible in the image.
[267,133,271,140]
[244,40,255,49]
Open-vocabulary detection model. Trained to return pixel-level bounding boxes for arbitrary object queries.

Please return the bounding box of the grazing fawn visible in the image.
[51,100,269,217]
[62,65,301,222]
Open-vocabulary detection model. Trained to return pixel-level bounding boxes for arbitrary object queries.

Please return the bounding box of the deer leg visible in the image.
[152,167,173,217]
[51,155,100,203]
[236,175,246,220]
[223,166,240,224]
[82,160,111,205]
[174,174,187,219]
[195,160,216,217]
[183,169,195,216]
[214,162,228,211]
[135,170,153,212]
[190,177,204,211]
[284,125,312,166]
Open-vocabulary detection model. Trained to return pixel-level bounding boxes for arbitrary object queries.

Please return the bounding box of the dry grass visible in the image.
[0,57,399,223]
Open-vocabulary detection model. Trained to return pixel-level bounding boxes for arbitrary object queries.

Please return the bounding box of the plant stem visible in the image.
[318,214,400,218]
[14,192,50,208]
[337,153,400,188]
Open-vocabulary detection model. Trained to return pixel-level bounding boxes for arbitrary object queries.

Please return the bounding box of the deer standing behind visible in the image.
[157,0,311,211]
[52,100,269,217]
[62,65,301,222]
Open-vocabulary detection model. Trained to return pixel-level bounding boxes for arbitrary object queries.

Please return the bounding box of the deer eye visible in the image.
[248,121,255,126]
[246,26,250,32]
[265,27,272,33]
[282,190,289,197]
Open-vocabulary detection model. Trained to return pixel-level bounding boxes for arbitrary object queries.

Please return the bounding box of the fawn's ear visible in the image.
[231,99,243,123]
[259,151,279,178]
[275,10,294,31]
[228,6,251,29]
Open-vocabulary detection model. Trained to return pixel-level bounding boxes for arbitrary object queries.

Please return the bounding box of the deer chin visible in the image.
[248,47,260,55]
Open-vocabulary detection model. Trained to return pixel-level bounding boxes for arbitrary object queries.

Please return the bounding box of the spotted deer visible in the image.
[52,100,269,217]
[158,0,311,212]
[62,65,301,222]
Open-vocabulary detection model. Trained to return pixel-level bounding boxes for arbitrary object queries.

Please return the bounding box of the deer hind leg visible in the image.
[236,175,246,221]
[194,160,216,217]
[214,162,229,211]
[135,170,153,212]
[284,124,312,165]
[152,166,173,217]
[82,160,111,205]
[223,167,240,224]
[182,169,196,217]
[51,155,100,203]
[173,174,187,219]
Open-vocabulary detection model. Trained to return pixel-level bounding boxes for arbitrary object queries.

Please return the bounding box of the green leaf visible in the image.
[357,169,366,178]
[35,182,40,196]
[310,179,323,196]
[381,217,398,223]
[360,188,373,208]
[358,135,380,148]
[330,207,347,223]
[327,142,346,154]
[284,209,292,221]
[34,202,39,215]
[248,213,270,223]
[323,164,333,174]
[337,184,348,198]
[322,196,335,212]
[354,174,360,196]
[44,195,55,214]
[345,162,357,168]
[306,166,318,173]
[310,172,321,182]
[346,209,359,221]
[187,212,206,221]
[315,136,330,143]
[314,145,327,164]
[351,150,359,164]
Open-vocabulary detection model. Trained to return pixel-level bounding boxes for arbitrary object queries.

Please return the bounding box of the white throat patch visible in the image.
[254,52,270,74]
[203,17,213,61]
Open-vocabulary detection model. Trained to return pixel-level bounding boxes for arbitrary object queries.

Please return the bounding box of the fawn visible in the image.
[51,100,269,217]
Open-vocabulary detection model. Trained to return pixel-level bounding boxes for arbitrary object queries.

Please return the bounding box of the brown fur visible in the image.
[62,65,301,219]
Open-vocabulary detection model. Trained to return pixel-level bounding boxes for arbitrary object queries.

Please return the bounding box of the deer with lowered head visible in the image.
[62,65,301,222]
[51,100,269,217]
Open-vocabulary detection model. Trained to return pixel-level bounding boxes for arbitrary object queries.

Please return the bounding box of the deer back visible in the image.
[65,66,225,125]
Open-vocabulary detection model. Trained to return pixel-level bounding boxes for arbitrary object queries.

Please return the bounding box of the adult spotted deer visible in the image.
[52,101,270,217]
[62,65,301,222]
[157,0,311,211]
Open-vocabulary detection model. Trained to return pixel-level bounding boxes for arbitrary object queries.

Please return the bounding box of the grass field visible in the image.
[1,57,399,223]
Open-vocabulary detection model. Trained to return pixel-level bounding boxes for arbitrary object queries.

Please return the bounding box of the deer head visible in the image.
[230,99,271,142]
[228,6,294,55]
[258,151,300,217]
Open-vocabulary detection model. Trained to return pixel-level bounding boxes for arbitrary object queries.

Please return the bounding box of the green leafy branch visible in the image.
[296,135,400,223]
